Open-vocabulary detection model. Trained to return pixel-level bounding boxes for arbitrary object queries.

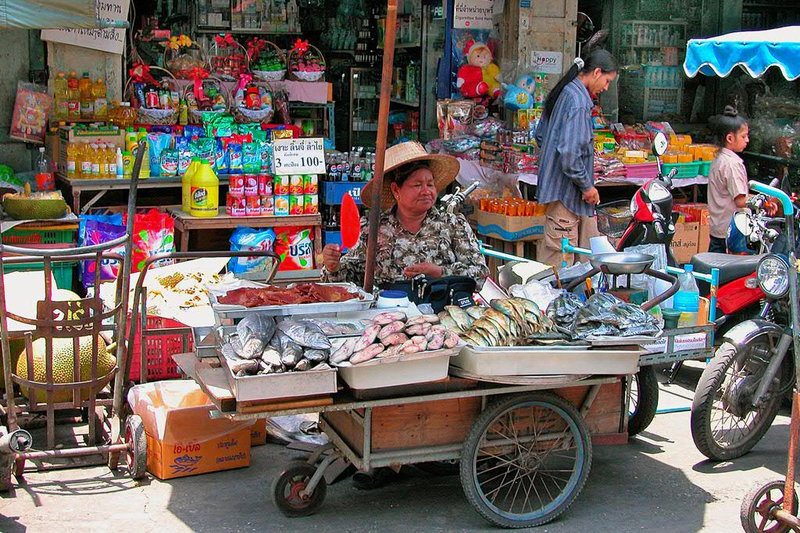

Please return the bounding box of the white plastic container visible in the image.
[336,348,457,390]
[451,345,641,376]
[375,290,410,309]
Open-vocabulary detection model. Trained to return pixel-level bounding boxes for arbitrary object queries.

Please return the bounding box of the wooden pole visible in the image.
[363,0,398,294]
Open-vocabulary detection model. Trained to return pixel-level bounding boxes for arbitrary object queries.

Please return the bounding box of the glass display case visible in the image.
[349,67,380,149]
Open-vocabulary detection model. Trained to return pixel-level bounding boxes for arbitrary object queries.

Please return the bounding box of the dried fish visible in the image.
[300,318,360,336]
[294,359,312,371]
[381,332,409,346]
[240,338,265,359]
[372,311,407,325]
[353,324,381,352]
[280,341,304,368]
[377,321,406,340]
[465,306,487,320]
[228,358,259,375]
[350,343,385,364]
[445,305,473,331]
[405,314,440,327]
[260,346,283,368]
[277,319,331,350]
[405,323,432,336]
[304,348,329,363]
[380,344,404,358]
[236,313,276,345]
[426,328,445,350]
[330,338,358,364]
[444,331,460,349]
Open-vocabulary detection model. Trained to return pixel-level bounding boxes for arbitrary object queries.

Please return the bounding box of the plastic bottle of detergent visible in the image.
[125,127,138,153]
[673,264,700,327]
[190,160,219,217]
[182,157,201,212]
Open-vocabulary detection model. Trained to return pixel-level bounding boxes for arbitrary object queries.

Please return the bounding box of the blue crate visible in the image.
[321,181,366,205]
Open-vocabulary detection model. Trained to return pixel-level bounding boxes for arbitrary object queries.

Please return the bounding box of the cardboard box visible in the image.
[698,223,710,253]
[57,126,125,179]
[250,419,268,447]
[476,210,544,241]
[671,221,700,264]
[129,381,253,480]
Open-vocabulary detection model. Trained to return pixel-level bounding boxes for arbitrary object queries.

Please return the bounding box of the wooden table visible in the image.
[56,174,231,214]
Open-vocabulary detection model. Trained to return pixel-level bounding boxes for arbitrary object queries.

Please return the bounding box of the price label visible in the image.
[272,138,326,175]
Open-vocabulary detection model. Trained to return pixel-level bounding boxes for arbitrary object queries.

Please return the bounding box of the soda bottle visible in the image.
[92,78,107,120]
[67,71,80,120]
[66,142,79,178]
[35,147,55,190]
[79,72,93,119]
[52,72,69,121]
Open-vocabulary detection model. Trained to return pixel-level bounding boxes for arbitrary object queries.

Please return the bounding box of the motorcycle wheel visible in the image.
[628,367,659,437]
[691,336,787,461]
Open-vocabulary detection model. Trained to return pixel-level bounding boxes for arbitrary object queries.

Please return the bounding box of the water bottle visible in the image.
[35,147,54,190]
[672,264,700,327]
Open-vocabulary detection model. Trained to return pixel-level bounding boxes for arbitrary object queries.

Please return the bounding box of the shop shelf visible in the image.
[662,162,702,179]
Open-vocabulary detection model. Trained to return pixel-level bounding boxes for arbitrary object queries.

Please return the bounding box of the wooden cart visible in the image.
[176,351,628,529]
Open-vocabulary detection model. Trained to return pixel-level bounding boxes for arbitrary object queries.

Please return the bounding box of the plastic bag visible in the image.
[510,279,563,311]
[274,226,314,271]
[124,209,175,272]
[623,243,671,308]
[81,219,126,289]
[228,227,277,274]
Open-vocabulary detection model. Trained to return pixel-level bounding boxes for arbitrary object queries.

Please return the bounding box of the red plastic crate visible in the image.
[129,315,192,382]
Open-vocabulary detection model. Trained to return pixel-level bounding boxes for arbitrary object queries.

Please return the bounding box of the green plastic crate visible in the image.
[2,227,75,246]
[3,261,76,290]
[662,162,702,179]
[699,161,711,176]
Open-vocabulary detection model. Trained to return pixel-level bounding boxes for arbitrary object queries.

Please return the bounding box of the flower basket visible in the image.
[288,40,326,82]
[210,34,250,82]
[229,79,274,124]
[124,66,180,125]
[250,39,287,82]
[163,44,207,80]
[185,74,228,124]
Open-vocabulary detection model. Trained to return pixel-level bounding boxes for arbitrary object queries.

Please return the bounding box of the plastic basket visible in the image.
[129,315,191,382]
[662,162,701,179]
[699,161,711,176]
[596,200,633,238]
[2,227,75,245]
[3,261,75,289]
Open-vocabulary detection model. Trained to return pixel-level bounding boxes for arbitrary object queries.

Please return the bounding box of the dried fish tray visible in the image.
[451,345,642,376]
[335,347,460,390]
[219,354,337,402]
[208,282,375,320]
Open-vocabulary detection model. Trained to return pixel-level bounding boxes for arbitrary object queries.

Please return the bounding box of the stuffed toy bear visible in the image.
[456,40,500,99]
[502,74,535,111]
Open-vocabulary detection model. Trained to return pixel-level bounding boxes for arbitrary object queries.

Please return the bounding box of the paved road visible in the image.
[0,366,794,532]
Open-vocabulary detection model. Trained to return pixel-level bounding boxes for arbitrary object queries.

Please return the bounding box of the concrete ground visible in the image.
[0,363,795,533]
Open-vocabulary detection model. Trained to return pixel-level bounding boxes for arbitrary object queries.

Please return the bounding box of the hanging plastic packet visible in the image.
[228,227,277,274]
[214,138,227,173]
[227,141,243,174]
[147,133,172,177]
[160,149,179,176]
[274,226,314,271]
[81,220,126,289]
[242,142,260,174]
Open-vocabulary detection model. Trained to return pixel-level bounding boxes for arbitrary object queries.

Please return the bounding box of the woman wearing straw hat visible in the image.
[321,141,488,288]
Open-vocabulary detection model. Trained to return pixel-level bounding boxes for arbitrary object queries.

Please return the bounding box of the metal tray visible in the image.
[209,282,375,319]
[451,344,642,376]
[219,355,337,403]
[193,326,218,358]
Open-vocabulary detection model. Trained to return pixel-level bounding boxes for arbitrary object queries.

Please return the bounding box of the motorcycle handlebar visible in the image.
[750,180,794,216]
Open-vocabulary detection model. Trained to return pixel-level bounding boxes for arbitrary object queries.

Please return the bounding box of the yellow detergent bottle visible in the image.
[190,160,219,217]
[182,157,201,212]
[125,127,138,153]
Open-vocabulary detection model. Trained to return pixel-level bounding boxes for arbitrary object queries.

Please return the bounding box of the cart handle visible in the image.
[750,180,794,216]
[0,235,128,257]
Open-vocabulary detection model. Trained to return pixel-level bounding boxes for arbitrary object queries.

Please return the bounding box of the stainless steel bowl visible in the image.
[589,252,655,275]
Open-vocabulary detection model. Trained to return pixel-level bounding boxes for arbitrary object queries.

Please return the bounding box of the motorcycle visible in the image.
[690,181,800,461]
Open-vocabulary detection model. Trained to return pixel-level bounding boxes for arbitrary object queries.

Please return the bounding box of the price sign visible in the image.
[272,138,326,175]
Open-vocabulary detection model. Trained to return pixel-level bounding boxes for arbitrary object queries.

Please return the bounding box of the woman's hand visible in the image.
[582,186,600,206]
[322,244,342,272]
[403,262,444,278]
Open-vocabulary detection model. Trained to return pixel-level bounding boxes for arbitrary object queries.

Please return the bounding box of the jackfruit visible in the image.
[16,336,117,403]
[2,187,67,220]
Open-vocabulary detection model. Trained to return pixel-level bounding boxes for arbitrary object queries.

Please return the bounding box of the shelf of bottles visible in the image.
[196,0,300,33]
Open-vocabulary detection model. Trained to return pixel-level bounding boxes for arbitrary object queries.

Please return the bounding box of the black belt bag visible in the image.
[378,275,477,313]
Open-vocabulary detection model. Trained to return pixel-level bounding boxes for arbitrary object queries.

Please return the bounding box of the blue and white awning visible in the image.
[684,26,800,81]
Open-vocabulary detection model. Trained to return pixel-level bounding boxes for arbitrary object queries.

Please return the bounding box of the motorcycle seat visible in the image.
[690,253,763,286]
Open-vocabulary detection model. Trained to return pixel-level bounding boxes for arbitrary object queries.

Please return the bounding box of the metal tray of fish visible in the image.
[193,326,218,358]
[219,353,338,403]
[451,344,642,376]
[209,282,375,320]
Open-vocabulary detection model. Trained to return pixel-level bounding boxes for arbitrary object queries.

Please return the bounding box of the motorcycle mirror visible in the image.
[652,132,669,157]
[733,211,754,237]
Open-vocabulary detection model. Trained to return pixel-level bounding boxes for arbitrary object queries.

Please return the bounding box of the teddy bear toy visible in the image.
[502,74,535,111]
[456,40,500,100]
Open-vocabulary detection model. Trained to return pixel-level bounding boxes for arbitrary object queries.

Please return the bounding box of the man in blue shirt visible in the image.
[535,50,618,266]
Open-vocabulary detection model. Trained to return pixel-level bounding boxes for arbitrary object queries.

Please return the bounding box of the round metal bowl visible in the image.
[589,252,655,275]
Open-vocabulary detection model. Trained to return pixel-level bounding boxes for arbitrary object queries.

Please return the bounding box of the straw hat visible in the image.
[361,141,460,210]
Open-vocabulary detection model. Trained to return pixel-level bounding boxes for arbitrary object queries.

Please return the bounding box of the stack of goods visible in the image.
[230,74,274,124]
[51,71,108,122]
[219,314,333,376]
[127,65,180,125]
[288,39,326,82]
[163,35,206,80]
[248,38,287,82]
[185,75,228,125]
[329,311,459,366]
[225,173,317,217]
[478,197,544,217]
[546,292,661,339]
[210,34,249,82]
[594,152,627,180]
[217,283,359,306]
[438,299,556,347]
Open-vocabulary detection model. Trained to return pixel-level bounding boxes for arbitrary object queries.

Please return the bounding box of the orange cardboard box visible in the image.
[129,381,253,480]
[250,419,267,447]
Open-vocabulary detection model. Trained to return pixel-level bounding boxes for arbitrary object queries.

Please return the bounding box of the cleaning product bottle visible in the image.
[673,264,700,327]
[125,127,138,153]
[92,78,108,120]
[139,136,151,179]
[121,150,133,177]
[134,127,148,157]
[67,71,81,120]
[66,142,79,178]
[52,72,69,121]
[182,156,201,212]
[115,147,123,178]
[79,72,93,119]
[190,159,219,217]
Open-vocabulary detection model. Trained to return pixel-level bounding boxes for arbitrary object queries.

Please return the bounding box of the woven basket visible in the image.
[185,76,228,125]
[210,40,250,82]
[230,82,274,124]
[250,40,287,82]
[288,43,326,82]
[124,66,180,125]
[163,45,207,80]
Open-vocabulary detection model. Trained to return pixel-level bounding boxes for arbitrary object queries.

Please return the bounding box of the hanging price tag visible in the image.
[272,138,326,175]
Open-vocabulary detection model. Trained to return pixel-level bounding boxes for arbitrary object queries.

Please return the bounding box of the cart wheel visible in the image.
[628,367,659,437]
[460,392,591,529]
[740,480,798,533]
[124,415,147,480]
[272,460,327,517]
